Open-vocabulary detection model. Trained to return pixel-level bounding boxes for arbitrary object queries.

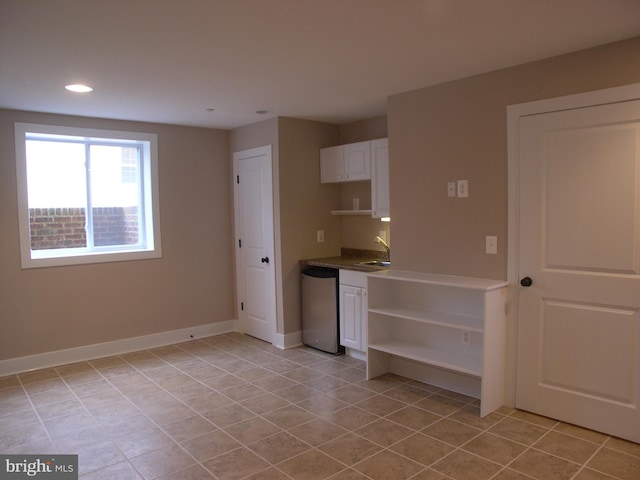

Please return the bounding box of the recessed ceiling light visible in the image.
[205,108,215,112]
[65,84,93,93]
[255,110,273,115]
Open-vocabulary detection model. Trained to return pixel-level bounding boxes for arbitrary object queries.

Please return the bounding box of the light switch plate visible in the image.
[317,230,325,243]
[485,235,497,254]
[457,180,469,198]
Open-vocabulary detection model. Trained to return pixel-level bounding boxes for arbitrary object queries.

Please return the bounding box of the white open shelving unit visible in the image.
[366,269,508,417]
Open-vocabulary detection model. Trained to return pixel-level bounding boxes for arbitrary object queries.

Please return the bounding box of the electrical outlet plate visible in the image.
[447,182,456,197]
[485,235,497,254]
[317,230,325,243]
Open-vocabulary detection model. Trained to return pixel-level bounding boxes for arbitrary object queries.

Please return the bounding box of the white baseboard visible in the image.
[274,330,303,350]
[0,321,235,377]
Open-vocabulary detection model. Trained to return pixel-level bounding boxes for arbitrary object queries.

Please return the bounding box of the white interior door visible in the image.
[516,99,640,443]
[233,146,276,343]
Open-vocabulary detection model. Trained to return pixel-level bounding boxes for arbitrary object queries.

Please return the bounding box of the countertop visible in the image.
[299,248,389,273]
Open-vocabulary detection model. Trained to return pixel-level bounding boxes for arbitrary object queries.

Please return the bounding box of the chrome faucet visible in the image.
[375,235,390,261]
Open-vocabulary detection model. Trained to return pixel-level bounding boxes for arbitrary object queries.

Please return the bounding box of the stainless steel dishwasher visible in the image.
[301,267,344,354]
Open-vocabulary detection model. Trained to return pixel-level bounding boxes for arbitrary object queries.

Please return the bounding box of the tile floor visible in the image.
[0,333,639,480]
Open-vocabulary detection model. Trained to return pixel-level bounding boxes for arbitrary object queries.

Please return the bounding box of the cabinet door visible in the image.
[371,138,389,218]
[339,284,362,350]
[343,141,371,181]
[320,145,344,183]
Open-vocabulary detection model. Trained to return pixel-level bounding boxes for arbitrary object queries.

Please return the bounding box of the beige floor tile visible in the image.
[156,463,215,480]
[489,416,548,445]
[587,447,640,480]
[355,418,413,447]
[202,403,256,427]
[390,432,455,466]
[553,422,610,445]
[180,429,241,461]
[326,468,370,479]
[321,405,379,430]
[354,394,405,416]
[318,432,382,465]
[383,383,433,404]
[421,418,483,446]
[75,439,127,476]
[534,430,601,463]
[112,428,175,459]
[385,405,441,430]
[353,449,424,480]
[130,443,195,479]
[2,335,638,480]
[491,469,535,480]
[432,449,502,480]
[182,391,233,413]
[414,394,466,416]
[462,432,527,465]
[262,404,317,429]
[288,418,347,446]
[277,449,345,480]
[274,383,318,403]
[297,394,349,417]
[240,392,291,415]
[408,469,450,480]
[509,448,581,480]
[448,404,505,430]
[573,468,622,480]
[202,447,270,480]
[223,416,282,444]
[327,384,375,404]
[162,414,217,443]
[0,422,51,451]
[248,431,311,464]
[79,460,143,479]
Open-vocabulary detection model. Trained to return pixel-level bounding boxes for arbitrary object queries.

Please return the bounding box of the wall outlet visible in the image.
[461,330,472,346]
[317,230,325,243]
[447,182,456,197]
[353,198,360,210]
[457,180,469,198]
[485,235,497,254]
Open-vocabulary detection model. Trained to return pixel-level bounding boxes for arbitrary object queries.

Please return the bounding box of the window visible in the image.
[15,123,162,268]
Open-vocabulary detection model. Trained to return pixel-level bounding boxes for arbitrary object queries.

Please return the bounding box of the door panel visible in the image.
[516,99,640,443]
[233,146,276,343]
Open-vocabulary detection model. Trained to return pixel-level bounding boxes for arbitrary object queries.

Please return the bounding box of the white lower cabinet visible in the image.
[366,270,508,417]
[339,270,367,355]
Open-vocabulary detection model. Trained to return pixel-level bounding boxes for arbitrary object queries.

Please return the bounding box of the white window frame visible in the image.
[15,123,162,268]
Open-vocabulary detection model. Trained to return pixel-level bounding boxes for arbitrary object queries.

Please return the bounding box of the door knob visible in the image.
[261,257,270,264]
[520,276,533,287]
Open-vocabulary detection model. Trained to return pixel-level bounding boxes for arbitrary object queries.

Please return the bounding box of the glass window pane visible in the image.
[26,140,87,250]
[89,145,141,247]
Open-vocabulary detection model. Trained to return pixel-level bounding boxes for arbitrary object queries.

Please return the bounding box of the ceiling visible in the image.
[1,0,639,130]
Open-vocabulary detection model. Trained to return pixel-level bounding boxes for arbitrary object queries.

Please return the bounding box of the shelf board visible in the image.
[368,269,508,291]
[368,307,483,332]
[331,209,373,216]
[368,341,482,377]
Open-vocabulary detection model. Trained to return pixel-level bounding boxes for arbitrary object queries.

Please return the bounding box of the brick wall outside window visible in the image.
[29,207,139,250]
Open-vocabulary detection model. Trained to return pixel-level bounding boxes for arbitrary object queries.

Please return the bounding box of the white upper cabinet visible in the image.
[320,141,371,183]
[371,138,389,218]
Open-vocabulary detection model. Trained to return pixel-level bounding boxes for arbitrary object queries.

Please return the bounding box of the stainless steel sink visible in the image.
[356,260,390,267]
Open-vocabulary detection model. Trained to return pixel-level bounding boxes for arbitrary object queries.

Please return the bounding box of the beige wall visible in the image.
[0,109,233,361]
[230,117,339,336]
[388,36,640,280]
[337,116,391,254]
[277,117,341,334]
